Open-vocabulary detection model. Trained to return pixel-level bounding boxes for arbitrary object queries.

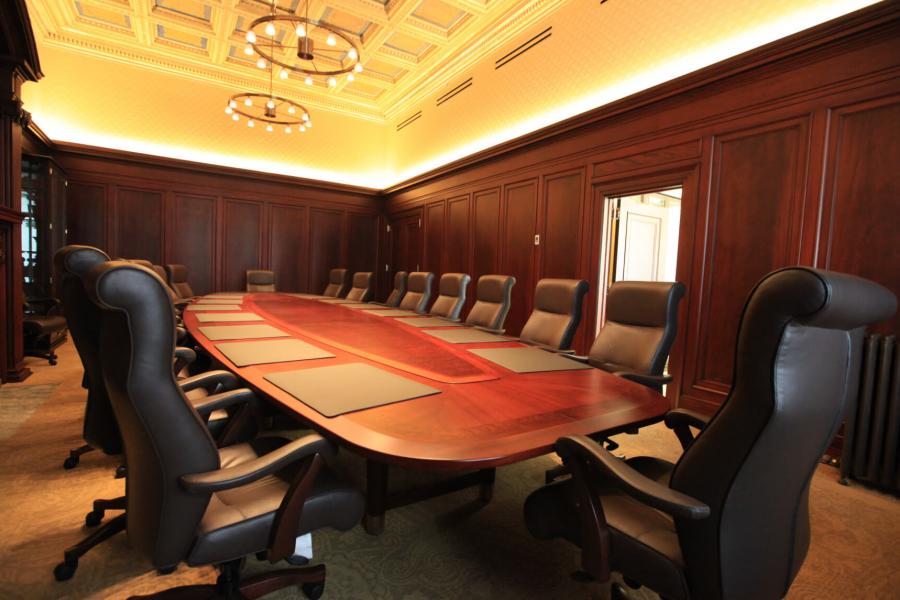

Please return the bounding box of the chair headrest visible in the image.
[476,275,516,302]
[439,273,470,296]
[606,281,686,327]
[166,264,188,283]
[87,261,175,314]
[128,259,153,268]
[534,279,589,314]
[329,268,349,284]
[407,272,434,293]
[353,272,372,288]
[247,270,275,285]
[54,245,110,280]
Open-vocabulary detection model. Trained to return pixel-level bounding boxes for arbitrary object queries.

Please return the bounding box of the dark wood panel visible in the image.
[424,201,445,278]
[690,120,808,395]
[66,182,107,250]
[309,208,343,294]
[115,187,162,263]
[592,141,701,178]
[445,195,470,274]
[541,169,584,279]
[391,211,422,277]
[223,199,262,292]
[348,212,379,278]
[501,179,538,335]
[472,188,500,279]
[269,204,307,293]
[169,193,216,295]
[821,96,900,335]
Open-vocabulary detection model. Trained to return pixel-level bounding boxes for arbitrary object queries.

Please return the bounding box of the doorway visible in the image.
[607,187,681,284]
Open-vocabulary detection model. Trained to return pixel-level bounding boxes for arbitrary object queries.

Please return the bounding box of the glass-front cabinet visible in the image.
[21,156,67,300]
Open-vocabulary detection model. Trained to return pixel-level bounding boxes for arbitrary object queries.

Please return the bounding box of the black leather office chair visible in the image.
[371,271,408,307]
[82,261,364,599]
[323,268,350,297]
[524,267,897,600]
[519,278,589,350]
[23,297,67,365]
[346,272,374,302]
[464,274,516,333]
[399,272,434,313]
[247,269,276,292]
[429,273,471,321]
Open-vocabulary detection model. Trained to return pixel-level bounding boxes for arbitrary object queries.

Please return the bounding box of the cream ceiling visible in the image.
[22,0,882,189]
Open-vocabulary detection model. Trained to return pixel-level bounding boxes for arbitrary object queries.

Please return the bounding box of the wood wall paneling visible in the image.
[820,96,900,335]
[115,187,163,263]
[66,182,107,249]
[269,204,307,293]
[347,212,379,279]
[445,195,470,275]
[390,210,422,276]
[424,201,445,286]
[472,188,501,281]
[309,208,343,294]
[686,120,809,406]
[500,179,538,335]
[169,193,216,295]
[222,199,263,292]
[540,169,585,279]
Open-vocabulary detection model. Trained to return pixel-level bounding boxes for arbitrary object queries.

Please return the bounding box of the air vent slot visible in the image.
[396,111,423,132]
[495,26,551,70]
[436,77,473,107]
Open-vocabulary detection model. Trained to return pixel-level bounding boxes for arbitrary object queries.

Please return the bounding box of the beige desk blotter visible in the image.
[316,297,351,303]
[216,339,334,367]
[265,363,440,417]
[397,317,464,328]
[340,303,378,309]
[289,293,326,298]
[186,304,242,311]
[195,312,264,323]
[423,328,512,344]
[206,294,245,298]
[366,309,421,317]
[468,347,593,374]
[196,299,244,304]
[198,324,289,341]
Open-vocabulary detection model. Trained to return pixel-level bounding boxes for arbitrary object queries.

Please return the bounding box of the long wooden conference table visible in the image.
[183,292,669,534]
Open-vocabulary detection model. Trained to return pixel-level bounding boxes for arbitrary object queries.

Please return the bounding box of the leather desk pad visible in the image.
[468,347,593,373]
[195,312,263,323]
[197,324,289,341]
[423,328,512,344]
[216,338,334,366]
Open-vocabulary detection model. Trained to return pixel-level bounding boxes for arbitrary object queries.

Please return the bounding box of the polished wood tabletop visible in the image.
[184,293,669,471]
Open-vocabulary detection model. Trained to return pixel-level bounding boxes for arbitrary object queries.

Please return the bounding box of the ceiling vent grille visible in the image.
[396,111,423,131]
[436,77,473,107]
[495,26,551,70]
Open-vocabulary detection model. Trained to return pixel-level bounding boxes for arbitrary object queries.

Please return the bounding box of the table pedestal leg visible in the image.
[363,459,388,535]
[479,468,496,502]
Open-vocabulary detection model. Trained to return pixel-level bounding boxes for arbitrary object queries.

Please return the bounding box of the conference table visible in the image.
[183,292,669,534]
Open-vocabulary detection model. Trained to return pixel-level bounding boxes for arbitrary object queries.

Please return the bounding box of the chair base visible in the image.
[63,444,95,469]
[54,513,126,581]
[128,561,326,600]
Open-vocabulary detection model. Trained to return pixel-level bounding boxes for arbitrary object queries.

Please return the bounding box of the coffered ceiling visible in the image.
[25,0,563,121]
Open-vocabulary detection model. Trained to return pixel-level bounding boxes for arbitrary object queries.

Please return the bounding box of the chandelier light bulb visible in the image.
[301,112,309,121]
[257,58,266,69]
[354,63,363,73]
[347,73,355,82]
[245,31,256,44]
[300,125,306,132]
[296,24,306,37]
[248,119,255,128]
[328,76,336,87]
[266,124,273,132]
[244,45,254,56]
[264,22,276,37]
[232,114,239,121]
[266,99,276,109]
[244,97,253,107]
[347,48,358,60]
[304,76,313,85]
[229,100,237,108]
[306,121,312,128]
[326,34,336,46]
[287,105,296,114]
[285,127,292,134]
[225,106,233,114]
[279,68,288,80]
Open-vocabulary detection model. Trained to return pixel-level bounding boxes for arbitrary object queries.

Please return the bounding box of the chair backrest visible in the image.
[246,269,276,292]
[323,268,350,297]
[670,268,895,600]
[151,264,169,284]
[165,264,194,299]
[53,245,121,455]
[346,272,374,302]
[86,261,220,569]
[429,273,471,320]
[588,281,685,379]
[519,279,589,350]
[384,271,408,307]
[128,259,153,268]
[465,275,516,330]
[399,272,434,313]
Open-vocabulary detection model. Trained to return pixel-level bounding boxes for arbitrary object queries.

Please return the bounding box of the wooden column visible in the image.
[0,0,44,382]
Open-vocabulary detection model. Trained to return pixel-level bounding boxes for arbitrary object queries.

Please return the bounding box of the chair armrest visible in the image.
[615,372,672,389]
[556,435,710,520]
[368,301,388,306]
[173,346,197,376]
[190,387,257,418]
[176,326,188,343]
[179,433,335,494]
[178,370,238,393]
[173,298,191,308]
[565,354,590,364]
[664,408,710,450]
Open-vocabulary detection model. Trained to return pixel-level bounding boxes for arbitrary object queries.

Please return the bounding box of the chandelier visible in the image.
[243,0,363,89]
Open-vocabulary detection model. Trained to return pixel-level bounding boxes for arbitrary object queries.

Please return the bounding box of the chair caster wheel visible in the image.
[63,456,78,470]
[53,558,78,581]
[302,581,325,600]
[49,358,58,366]
[157,566,176,575]
[115,465,127,479]
[84,510,104,527]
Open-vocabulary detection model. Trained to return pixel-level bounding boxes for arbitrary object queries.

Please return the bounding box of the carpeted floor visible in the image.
[0,341,898,599]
